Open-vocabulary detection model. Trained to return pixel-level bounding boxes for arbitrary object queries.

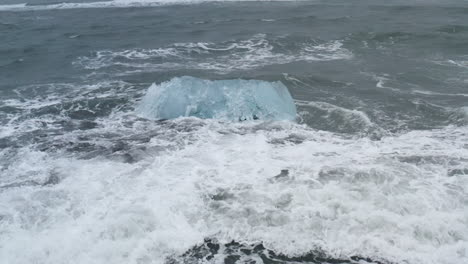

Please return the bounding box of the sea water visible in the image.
[0,1,467,264]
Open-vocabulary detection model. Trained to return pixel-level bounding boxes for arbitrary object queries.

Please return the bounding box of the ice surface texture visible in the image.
[136,76,297,121]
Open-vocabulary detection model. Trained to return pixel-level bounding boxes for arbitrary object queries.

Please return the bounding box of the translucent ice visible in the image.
[136,76,297,121]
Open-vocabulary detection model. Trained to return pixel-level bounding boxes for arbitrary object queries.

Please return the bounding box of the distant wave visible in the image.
[411,89,468,97]
[74,34,352,74]
[0,0,299,11]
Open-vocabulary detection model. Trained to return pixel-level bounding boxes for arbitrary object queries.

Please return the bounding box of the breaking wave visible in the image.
[1,117,467,264]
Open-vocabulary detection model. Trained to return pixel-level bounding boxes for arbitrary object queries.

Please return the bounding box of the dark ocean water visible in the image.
[0,1,467,264]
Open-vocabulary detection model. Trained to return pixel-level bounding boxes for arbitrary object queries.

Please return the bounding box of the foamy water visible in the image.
[0,0,299,11]
[1,115,467,264]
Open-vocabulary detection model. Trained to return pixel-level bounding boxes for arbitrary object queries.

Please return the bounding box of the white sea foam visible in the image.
[367,73,403,93]
[412,89,468,97]
[434,60,468,68]
[447,60,468,68]
[431,59,468,69]
[0,81,139,139]
[298,101,372,124]
[295,100,380,134]
[0,115,467,264]
[0,3,27,10]
[0,0,297,11]
[74,35,352,74]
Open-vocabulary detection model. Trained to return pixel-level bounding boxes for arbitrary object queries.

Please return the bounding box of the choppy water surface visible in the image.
[1,1,467,264]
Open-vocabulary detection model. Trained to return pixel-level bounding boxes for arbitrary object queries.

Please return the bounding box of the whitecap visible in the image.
[0,0,299,12]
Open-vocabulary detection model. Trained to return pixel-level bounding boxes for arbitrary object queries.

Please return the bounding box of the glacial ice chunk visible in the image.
[136,76,297,121]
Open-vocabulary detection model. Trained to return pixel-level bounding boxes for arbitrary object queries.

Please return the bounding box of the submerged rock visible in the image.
[167,239,392,264]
